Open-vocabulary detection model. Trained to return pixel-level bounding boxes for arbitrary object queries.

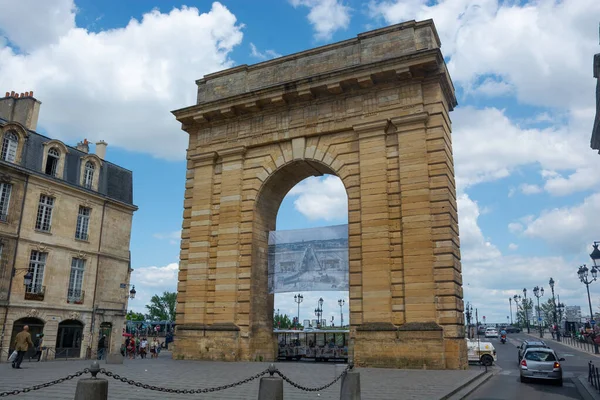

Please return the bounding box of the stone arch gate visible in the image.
[172,19,466,369]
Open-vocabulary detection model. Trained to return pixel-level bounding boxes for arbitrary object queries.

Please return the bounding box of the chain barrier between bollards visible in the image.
[0,369,90,397]
[0,362,351,396]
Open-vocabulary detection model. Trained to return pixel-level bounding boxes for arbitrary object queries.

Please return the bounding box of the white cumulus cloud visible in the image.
[130,262,179,314]
[0,1,244,160]
[289,0,351,41]
[288,175,348,221]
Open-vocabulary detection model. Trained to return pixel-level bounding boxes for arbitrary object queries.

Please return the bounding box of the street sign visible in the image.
[591,320,596,326]
[538,317,542,322]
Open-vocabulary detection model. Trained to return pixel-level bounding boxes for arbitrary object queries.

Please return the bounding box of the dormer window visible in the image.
[84,161,95,189]
[1,131,18,162]
[45,148,60,176]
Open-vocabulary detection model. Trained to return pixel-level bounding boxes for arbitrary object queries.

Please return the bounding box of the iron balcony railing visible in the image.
[67,289,85,304]
[24,285,45,301]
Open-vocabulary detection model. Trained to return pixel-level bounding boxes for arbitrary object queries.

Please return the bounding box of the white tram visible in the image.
[276,329,349,362]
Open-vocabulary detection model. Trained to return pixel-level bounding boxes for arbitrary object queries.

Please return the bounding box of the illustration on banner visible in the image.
[268,225,349,294]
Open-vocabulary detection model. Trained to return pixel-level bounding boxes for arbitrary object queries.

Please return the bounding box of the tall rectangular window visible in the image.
[27,250,46,294]
[0,183,11,222]
[35,195,54,232]
[67,258,85,303]
[75,206,90,240]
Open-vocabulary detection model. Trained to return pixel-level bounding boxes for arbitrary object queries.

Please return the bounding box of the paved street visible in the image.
[467,333,593,399]
[0,351,483,399]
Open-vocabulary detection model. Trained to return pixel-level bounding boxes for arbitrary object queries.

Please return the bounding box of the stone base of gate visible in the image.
[353,322,460,369]
[173,323,242,361]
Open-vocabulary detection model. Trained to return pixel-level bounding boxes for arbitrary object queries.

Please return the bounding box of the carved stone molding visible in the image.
[26,309,39,318]
[68,311,81,321]
[72,250,88,260]
[0,173,12,183]
[33,242,49,253]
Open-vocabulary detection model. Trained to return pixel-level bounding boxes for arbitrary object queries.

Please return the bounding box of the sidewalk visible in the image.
[0,354,487,400]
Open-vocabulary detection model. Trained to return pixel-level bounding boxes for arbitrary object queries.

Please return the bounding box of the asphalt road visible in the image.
[466,333,591,400]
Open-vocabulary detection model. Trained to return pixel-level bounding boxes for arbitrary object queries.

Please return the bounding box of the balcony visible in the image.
[24,285,45,301]
[67,289,85,304]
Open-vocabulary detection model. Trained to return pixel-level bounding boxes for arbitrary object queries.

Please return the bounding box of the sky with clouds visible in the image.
[1,0,599,325]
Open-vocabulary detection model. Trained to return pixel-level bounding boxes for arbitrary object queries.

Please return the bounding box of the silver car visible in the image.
[519,347,565,386]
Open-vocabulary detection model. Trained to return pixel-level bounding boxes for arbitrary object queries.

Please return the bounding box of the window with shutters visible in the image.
[75,206,90,241]
[0,182,11,222]
[1,131,18,162]
[35,195,54,232]
[67,258,85,303]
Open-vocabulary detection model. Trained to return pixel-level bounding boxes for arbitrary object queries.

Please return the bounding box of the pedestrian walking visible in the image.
[12,325,34,369]
[34,333,44,361]
[151,338,160,359]
[140,337,148,359]
[97,334,107,360]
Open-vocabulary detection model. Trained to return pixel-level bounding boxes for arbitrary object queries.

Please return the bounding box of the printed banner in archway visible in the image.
[268,224,349,294]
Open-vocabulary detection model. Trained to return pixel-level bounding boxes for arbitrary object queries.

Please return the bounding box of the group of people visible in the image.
[120,336,162,359]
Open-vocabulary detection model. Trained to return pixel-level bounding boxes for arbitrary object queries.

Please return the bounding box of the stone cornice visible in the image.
[173,50,452,128]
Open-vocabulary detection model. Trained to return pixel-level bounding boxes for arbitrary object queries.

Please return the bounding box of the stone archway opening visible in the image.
[9,317,44,360]
[265,166,350,361]
[55,319,83,358]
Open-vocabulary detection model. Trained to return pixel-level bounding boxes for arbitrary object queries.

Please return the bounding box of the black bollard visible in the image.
[74,361,108,400]
[257,364,283,400]
[340,365,361,400]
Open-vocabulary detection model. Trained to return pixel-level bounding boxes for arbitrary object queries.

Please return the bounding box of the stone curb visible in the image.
[439,369,489,400]
[576,375,600,400]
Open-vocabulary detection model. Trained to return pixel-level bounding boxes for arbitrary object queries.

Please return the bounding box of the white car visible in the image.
[485,328,499,338]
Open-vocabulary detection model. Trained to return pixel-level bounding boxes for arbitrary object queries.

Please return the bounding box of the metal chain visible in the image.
[0,369,89,397]
[275,364,349,392]
[99,368,270,394]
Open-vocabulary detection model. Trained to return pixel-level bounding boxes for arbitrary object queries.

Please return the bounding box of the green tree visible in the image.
[516,298,534,327]
[539,299,557,327]
[126,310,146,321]
[273,313,293,329]
[145,291,177,321]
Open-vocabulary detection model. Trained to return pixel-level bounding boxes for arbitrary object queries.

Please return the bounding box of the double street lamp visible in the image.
[578,243,600,354]
[314,297,324,328]
[533,286,544,338]
[549,277,561,342]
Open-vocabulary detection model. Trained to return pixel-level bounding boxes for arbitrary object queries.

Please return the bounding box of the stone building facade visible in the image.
[0,91,137,361]
[172,20,466,369]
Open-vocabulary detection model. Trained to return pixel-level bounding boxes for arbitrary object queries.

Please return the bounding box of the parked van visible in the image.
[466,338,497,366]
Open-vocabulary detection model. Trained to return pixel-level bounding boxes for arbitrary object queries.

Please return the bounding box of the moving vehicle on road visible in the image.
[505,325,521,333]
[517,340,549,362]
[519,347,565,386]
[466,338,497,366]
[484,327,499,338]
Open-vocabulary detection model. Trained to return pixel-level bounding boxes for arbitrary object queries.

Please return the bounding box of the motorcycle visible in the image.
[500,334,506,344]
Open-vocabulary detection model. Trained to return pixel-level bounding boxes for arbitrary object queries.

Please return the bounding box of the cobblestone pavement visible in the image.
[0,352,484,399]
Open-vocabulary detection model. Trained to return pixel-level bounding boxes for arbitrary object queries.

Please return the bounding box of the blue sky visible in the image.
[1,0,600,325]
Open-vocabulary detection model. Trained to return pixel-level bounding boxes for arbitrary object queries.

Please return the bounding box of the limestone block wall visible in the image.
[173,19,466,369]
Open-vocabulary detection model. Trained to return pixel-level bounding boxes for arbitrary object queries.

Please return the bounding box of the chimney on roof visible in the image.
[95,140,107,160]
[76,138,89,154]
[0,90,41,130]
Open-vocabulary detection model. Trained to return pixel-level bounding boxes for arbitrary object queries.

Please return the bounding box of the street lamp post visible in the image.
[523,288,531,334]
[338,299,345,327]
[513,294,522,328]
[465,303,473,339]
[294,294,303,328]
[549,277,560,342]
[533,286,544,338]
[314,298,324,328]
[578,262,599,354]
[509,297,513,325]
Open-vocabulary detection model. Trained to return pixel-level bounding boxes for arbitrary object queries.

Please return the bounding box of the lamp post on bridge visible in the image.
[523,288,531,334]
[509,297,513,325]
[533,286,544,338]
[465,303,473,339]
[294,294,303,328]
[549,277,561,342]
[338,299,345,328]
